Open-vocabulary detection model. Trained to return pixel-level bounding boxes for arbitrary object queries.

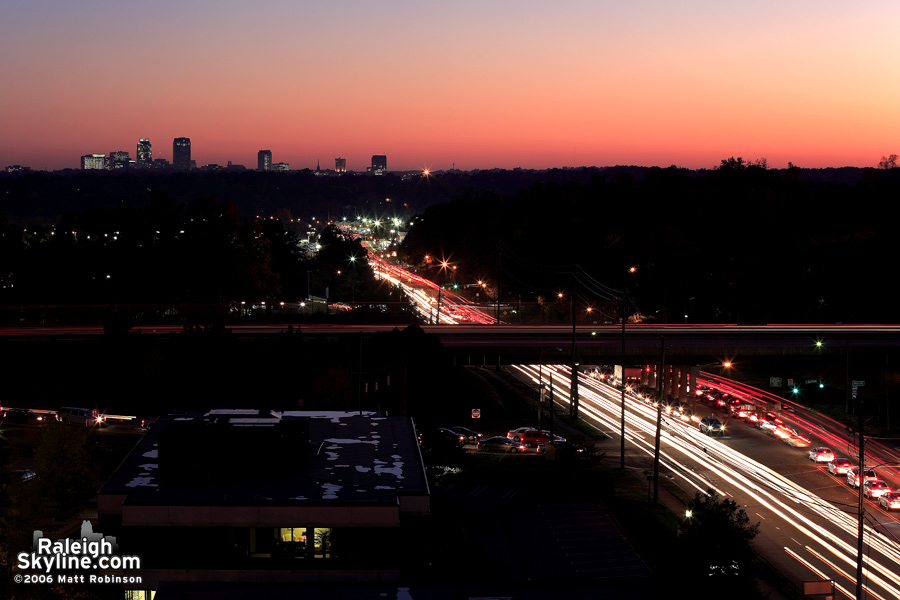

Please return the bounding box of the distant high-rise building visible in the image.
[258,150,272,172]
[109,150,131,169]
[371,155,387,174]
[173,137,191,170]
[137,139,151,166]
[81,154,107,170]
[335,157,347,173]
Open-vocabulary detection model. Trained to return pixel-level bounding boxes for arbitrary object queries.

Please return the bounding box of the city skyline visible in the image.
[2,2,899,171]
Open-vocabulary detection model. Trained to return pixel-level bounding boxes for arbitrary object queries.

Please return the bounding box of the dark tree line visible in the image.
[399,162,900,324]
[0,192,391,316]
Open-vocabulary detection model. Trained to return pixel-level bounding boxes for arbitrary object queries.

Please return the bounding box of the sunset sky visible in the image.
[2,1,899,171]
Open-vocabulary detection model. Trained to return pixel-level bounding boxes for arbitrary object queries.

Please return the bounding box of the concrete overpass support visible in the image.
[679,367,688,403]
[669,365,678,401]
[689,366,701,410]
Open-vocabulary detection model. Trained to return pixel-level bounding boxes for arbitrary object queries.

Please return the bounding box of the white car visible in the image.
[808,447,834,463]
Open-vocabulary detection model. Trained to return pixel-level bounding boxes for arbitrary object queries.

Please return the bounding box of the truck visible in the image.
[613,365,642,387]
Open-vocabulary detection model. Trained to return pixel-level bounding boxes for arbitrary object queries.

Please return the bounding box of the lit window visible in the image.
[314,528,332,558]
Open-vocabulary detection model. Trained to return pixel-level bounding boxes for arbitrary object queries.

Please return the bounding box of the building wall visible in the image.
[173,137,191,170]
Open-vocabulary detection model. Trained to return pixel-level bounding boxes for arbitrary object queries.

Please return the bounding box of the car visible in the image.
[505,429,564,447]
[420,428,466,452]
[477,437,527,453]
[436,428,467,445]
[808,448,835,463]
[786,433,811,448]
[730,403,755,419]
[139,417,158,430]
[5,469,37,483]
[879,492,900,511]
[772,425,794,440]
[758,412,783,432]
[449,426,483,441]
[827,458,853,475]
[58,406,104,427]
[1,408,41,424]
[847,467,878,488]
[506,427,531,440]
[538,439,590,458]
[863,480,892,500]
[699,417,725,436]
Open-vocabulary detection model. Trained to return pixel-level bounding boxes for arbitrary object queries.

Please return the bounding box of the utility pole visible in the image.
[620,295,626,469]
[855,398,866,600]
[653,337,666,503]
[570,293,579,420]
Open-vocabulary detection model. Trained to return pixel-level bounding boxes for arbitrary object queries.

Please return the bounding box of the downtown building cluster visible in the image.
[77,138,387,174]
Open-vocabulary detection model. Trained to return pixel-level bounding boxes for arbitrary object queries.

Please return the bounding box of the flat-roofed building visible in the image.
[258,149,272,171]
[98,409,429,596]
[81,153,107,170]
[137,138,152,166]
[173,137,191,170]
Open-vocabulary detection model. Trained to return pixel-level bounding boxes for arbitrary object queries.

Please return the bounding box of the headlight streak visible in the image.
[511,364,900,599]
[805,546,890,600]
[783,547,857,600]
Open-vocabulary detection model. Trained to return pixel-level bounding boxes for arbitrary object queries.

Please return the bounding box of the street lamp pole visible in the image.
[620,294,626,469]
[855,402,866,600]
[570,293,579,420]
[653,336,666,503]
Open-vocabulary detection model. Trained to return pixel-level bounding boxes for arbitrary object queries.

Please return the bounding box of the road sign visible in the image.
[852,380,865,386]
[471,409,481,419]
[769,377,782,388]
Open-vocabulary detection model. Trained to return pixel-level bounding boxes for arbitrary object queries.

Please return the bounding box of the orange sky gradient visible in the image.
[2,1,899,171]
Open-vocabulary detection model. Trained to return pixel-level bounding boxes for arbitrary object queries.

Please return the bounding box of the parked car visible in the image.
[477,437,527,453]
[1,408,41,424]
[879,492,900,511]
[538,439,590,459]
[863,480,892,500]
[827,458,853,475]
[6,469,37,483]
[847,467,878,488]
[505,429,564,447]
[436,428,466,444]
[420,428,466,452]
[808,448,835,463]
[58,406,105,427]
[506,427,531,440]
[699,417,725,436]
[449,426,483,441]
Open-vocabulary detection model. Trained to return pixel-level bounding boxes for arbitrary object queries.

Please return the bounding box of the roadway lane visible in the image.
[510,364,900,600]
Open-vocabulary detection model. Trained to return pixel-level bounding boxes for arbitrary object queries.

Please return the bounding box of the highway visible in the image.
[510,365,900,600]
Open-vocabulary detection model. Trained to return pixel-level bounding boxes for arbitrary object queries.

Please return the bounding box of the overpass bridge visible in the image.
[420,323,900,366]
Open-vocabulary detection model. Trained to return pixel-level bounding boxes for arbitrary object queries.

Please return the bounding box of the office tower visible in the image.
[109,150,131,169]
[137,139,151,166]
[81,154,107,170]
[371,155,387,173]
[335,157,346,173]
[258,150,272,171]
[173,137,191,170]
